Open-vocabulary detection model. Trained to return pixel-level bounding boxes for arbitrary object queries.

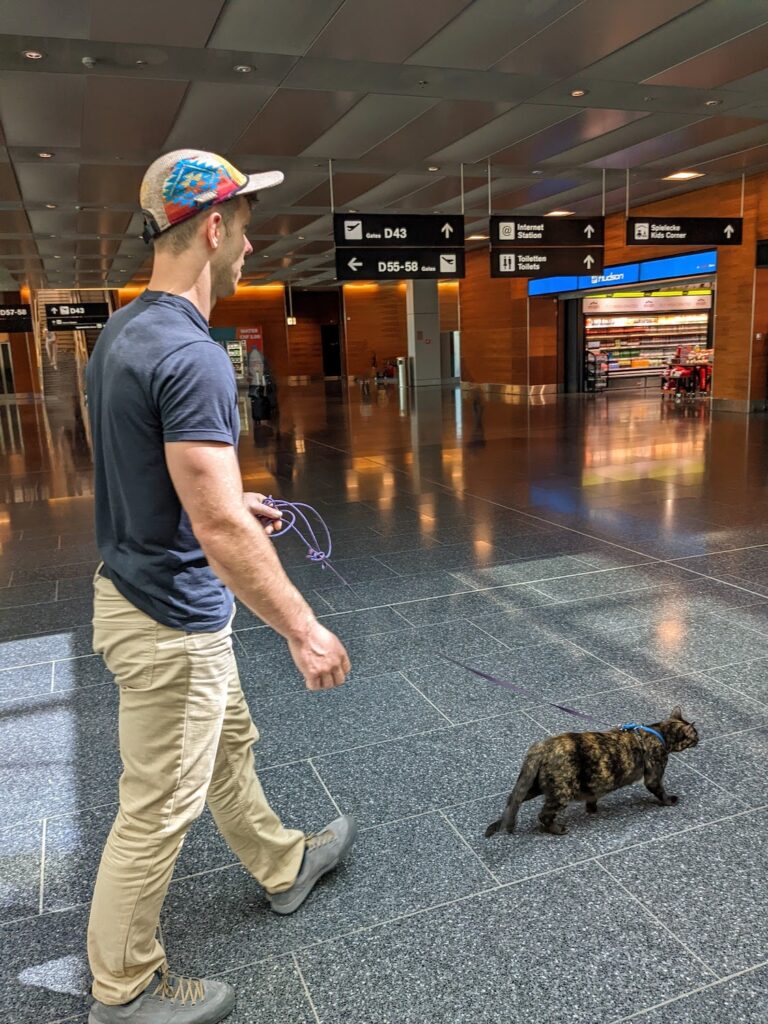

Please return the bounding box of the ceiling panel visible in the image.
[209,0,343,55]
[647,23,768,89]
[251,213,318,236]
[394,174,487,211]
[76,211,133,235]
[541,112,696,168]
[0,72,85,148]
[27,210,79,234]
[90,0,227,47]
[0,164,21,203]
[76,239,122,257]
[81,78,188,154]
[491,176,589,211]
[295,240,333,255]
[0,210,31,232]
[493,0,703,77]
[0,0,90,37]
[586,115,766,170]
[492,108,649,165]
[232,89,360,156]
[14,163,80,205]
[163,82,275,153]
[588,1,768,83]
[302,95,438,160]
[363,99,514,162]
[429,104,577,163]
[407,0,580,71]
[298,172,391,207]
[78,165,144,205]
[308,0,472,63]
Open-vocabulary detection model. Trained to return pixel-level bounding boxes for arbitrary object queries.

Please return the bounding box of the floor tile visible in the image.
[0,820,41,924]
[0,907,90,1022]
[221,957,316,1023]
[392,585,553,626]
[52,656,112,693]
[374,540,513,576]
[0,661,53,703]
[620,964,768,1023]
[0,582,56,609]
[316,606,409,639]
[0,687,120,826]
[311,712,542,829]
[530,562,689,602]
[10,562,98,586]
[0,627,93,670]
[249,671,447,768]
[571,615,768,681]
[0,598,94,640]
[706,657,768,705]
[295,862,709,1024]
[602,809,768,975]
[284,554,397,590]
[163,812,495,975]
[312,570,474,613]
[683,727,768,806]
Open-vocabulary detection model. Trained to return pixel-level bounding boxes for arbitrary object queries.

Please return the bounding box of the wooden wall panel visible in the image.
[438,281,460,331]
[529,295,559,386]
[751,268,768,405]
[0,289,40,394]
[287,291,341,377]
[209,286,289,378]
[342,282,407,378]
[459,250,528,385]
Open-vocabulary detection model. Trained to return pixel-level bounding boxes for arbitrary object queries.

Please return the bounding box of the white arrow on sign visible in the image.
[347,257,363,272]
[583,254,596,269]
[51,306,58,314]
[584,224,595,238]
[724,224,735,238]
[441,223,454,239]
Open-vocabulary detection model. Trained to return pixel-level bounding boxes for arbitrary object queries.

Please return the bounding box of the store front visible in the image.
[530,250,718,396]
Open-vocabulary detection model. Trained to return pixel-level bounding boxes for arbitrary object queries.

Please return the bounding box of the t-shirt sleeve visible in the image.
[153,341,238,445]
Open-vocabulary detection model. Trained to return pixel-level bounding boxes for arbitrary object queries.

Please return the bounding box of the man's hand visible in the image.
[243,492,283,535]
[288,618,351,691]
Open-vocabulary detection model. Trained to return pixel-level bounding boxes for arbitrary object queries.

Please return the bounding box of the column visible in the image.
[406,280,441,386]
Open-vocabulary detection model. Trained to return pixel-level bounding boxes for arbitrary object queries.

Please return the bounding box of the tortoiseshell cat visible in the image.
[486,707,699,838]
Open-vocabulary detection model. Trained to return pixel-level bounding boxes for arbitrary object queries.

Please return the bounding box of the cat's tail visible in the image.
[485,747,544,838]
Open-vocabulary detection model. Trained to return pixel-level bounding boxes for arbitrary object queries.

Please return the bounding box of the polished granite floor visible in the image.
[1,383,767,1023]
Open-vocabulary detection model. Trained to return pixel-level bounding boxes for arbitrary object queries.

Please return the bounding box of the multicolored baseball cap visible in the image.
[139,148,284,243]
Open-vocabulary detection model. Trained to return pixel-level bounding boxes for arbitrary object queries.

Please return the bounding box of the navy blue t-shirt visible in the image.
[86,291,240,632]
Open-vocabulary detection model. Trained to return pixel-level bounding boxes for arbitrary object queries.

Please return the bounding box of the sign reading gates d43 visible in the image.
[44,302,110,330]
[334,213,465,248]
[0,304,33,332]
[626,217,743,246]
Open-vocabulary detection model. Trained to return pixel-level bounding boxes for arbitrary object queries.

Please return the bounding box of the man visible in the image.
[85,150,354,1024]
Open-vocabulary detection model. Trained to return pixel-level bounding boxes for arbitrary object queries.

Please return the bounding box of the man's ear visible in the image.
[205,210,223,250]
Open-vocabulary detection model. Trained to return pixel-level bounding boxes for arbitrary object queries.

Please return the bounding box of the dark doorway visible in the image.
[321,323,342,377]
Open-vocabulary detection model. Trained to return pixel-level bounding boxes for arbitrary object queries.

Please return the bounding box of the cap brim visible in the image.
[239,170,285,197]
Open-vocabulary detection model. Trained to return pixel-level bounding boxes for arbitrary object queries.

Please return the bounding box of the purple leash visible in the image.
[262,496,349,586]
[440,653,606,725]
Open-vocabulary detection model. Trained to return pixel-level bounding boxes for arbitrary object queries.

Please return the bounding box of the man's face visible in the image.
[211,198,253,299]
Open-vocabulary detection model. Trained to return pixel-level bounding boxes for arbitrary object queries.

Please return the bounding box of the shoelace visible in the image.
[152,964,205,1006]
[306,828,335,851]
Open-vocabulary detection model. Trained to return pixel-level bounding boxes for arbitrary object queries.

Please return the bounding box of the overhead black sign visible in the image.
[334,213,465,248]
[45,302,110,330]
[491,215,604,247]
[0,304,32,332]
[626,217,742,247]
[336,247,465,281]
[491,247,604,278]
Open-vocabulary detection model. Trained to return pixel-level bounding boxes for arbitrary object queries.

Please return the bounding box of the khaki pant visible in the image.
[88,574,305,1005]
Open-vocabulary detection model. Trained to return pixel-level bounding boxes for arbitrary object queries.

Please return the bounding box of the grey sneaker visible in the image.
[269,814,357,915]
[88,965,235,1023]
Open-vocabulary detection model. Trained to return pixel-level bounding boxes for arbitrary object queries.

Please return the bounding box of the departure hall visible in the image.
[1,3,767,1023]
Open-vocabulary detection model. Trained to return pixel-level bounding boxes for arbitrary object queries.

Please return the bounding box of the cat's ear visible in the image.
[669,706,684,721]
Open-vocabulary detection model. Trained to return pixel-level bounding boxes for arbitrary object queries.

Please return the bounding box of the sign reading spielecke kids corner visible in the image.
[626,217,743,246]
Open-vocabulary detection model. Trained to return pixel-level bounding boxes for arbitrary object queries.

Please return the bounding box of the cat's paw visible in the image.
[660,794,679,806]
[542,822,567,835]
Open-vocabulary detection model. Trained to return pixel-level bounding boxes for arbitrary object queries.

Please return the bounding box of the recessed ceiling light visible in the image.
[233,64,253,73]
[417,80,429,87]
[545,210,574,217]
[663,171,705,181]
[135,59,148,66]
[298,235,305,240]
[570,88,588,98]
[38,151,54,159]
[53,255,62,259]
[427,165,440,172]
[23,50,44,60]
[704,99,722,107]
[45,203,57,209]
[467,234,489,240]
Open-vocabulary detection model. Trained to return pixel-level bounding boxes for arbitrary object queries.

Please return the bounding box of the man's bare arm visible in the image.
[165,440,349,690]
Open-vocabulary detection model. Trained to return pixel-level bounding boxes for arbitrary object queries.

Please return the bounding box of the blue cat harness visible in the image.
[619,723,667,748]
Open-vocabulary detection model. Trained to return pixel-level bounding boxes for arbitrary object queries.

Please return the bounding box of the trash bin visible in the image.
[396,356,408,388]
